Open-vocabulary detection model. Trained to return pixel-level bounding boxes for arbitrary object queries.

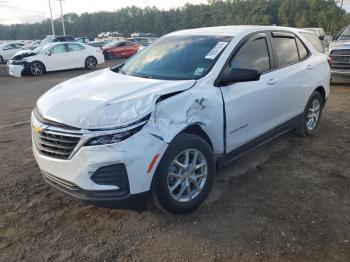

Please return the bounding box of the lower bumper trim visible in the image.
[41,170,146,204]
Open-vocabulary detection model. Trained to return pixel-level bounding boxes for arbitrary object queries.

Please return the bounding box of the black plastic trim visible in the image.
[217,114,302,168]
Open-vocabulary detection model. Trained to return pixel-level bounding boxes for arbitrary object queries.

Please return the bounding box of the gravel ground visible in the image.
[0,62,349,261]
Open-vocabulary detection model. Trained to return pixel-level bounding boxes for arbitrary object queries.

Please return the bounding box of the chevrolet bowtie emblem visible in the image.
[33,125,43,133]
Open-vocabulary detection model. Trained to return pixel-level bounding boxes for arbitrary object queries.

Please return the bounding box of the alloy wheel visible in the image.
[86,57,97,69]
[167,149,208,203]
[30,62,43,75]
[306,98,321,131]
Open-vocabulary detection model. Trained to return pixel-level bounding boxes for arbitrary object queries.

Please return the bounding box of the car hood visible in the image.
[329,40,350,51]
[37,68,196,129]
[12,50,38,60]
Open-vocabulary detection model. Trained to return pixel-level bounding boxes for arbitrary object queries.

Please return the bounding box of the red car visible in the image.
[103,41,142,59]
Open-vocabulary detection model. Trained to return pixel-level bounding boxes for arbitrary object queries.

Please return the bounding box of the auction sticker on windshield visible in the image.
[205,42,228,60]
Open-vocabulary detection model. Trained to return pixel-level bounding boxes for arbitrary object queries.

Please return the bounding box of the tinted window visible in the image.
[300,32,323,53]
[68,43,84,51]
[272,37,299,67]
[229,37,270,73]
[118,42,126,47]
[296,38,308,59]
[51,44,67,54]
[121,35,233,80]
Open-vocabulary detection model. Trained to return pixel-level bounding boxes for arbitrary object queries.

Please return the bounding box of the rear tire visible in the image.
[85,56,97,70]
[295,91,324,136]
[29,61,45,76]
[152,133,214,214]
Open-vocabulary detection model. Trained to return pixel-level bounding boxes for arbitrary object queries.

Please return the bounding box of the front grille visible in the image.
[330,50,350,66]
[33,130,81,159]
[330,49,350,55]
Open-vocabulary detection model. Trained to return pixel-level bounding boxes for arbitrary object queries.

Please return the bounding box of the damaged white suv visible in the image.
[32,26,330,213]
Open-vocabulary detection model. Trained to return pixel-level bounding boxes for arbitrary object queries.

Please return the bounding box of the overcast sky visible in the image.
[0,0,348,25]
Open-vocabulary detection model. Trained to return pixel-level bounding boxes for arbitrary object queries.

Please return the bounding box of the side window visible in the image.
[4,44,14,50]
[51,44,67,54]
[229,37,270,73]
[117,42,126,47]
[68,43,84,52]
[272,36,299,67]
[296,38,308,60]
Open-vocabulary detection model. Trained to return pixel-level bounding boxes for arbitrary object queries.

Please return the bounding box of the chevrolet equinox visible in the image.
[32,26,330,213]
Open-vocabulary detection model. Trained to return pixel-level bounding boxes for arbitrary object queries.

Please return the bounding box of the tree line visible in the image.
[0,0,348,40]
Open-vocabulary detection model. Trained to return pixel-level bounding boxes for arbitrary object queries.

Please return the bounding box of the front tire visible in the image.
[0,55,3,64]
[295,91,324,136]
[29,61,45,76]
[85,56,97,70]
[153,133,214,214]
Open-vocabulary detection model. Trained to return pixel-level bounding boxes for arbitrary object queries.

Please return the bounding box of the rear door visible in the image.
[220,33,284,152]
[269,32,315,120]
[67,43,86,68]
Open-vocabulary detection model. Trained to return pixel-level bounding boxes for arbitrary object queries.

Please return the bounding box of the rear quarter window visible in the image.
[300,32,323,53]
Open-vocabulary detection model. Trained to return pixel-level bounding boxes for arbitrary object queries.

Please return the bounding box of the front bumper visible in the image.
[32,114,168,203]
[7,63,25,77]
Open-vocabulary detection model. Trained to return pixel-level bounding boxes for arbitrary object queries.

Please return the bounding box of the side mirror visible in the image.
[46,50,51,56]
[319,35,325,41]
[218,68,261,86]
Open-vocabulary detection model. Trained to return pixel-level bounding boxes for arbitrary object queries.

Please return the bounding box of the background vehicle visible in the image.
[127,37,156,46]
[22,40,41,50]
[40,35,75,45]
[75,37,94,44]
[102,40,142,59]
[32,26,330,214]
[87,40,108,49]
[0,42,25,63]
[298,30,325,53]
[7,42,104,77]
[328,25,350,79]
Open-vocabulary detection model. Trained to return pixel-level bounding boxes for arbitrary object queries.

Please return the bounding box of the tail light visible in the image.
[328,56,333,66]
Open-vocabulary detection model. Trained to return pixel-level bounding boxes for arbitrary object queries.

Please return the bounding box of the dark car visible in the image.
[40,35,75,45]
[75,37,94,44]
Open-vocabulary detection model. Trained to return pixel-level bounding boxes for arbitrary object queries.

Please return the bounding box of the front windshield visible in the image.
[120,35,233,80]
[33,43,52,53]
[336,26,350,40]
[41,36,54,45]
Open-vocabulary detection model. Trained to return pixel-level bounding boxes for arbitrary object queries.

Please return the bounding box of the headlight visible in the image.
[85,126,142,146]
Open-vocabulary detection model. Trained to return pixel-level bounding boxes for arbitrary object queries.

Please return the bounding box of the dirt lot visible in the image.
[0,62,349,262]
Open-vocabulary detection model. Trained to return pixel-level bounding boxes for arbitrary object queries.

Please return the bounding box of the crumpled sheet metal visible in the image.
[8,64,24,77]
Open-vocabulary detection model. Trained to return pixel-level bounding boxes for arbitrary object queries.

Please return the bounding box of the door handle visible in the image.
[307,64,313,70]
[267,78,277,85]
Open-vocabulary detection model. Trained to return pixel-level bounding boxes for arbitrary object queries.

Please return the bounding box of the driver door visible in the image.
[219,33,283,152]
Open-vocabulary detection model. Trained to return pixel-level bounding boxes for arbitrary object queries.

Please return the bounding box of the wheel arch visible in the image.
[178,124,213,151]
[314,86,326,104]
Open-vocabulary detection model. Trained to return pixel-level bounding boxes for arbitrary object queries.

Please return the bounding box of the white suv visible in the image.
[32,26,330,213]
